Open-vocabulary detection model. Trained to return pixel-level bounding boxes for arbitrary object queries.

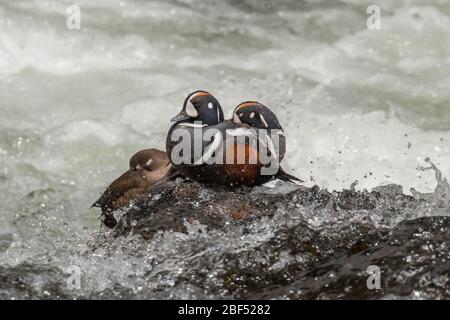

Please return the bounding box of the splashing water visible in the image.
[0,0,449,299]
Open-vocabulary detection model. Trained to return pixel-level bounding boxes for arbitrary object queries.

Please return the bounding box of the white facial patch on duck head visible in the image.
[145,159,153,167]
[185,99,198,117]
[233,112,242,123]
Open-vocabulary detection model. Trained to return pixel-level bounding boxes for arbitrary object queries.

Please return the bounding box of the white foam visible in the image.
[0,2,157,75]
[52,119,125,146]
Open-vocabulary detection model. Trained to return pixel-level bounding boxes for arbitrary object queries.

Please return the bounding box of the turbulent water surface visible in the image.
[0,0,449,299]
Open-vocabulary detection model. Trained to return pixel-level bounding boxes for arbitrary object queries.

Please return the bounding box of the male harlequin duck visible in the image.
[232,101,302,183]
[232,101,286,162]
[166,91,301,186]
[92,148,171,228]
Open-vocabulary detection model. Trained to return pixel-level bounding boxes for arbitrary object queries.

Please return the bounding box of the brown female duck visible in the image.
[92,148,171,228]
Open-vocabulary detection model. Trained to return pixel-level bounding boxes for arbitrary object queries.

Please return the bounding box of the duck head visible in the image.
[232,101,283,130]
[171,90,224,125]
[129,149,169,171]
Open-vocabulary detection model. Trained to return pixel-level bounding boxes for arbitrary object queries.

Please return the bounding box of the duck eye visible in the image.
[250,112,256,119]
[239,113,244,117]
[208,102,214,109]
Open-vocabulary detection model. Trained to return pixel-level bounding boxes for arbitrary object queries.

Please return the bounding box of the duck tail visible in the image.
[276,167,304,183]
[163,165,185,181]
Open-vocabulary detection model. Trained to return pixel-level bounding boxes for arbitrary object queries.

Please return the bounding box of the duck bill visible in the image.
[171,110,190,123]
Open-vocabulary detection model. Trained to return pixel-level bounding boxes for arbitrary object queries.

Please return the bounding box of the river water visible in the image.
[0,0,449,299]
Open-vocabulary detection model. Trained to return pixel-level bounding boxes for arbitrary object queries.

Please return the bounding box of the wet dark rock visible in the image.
[97,179,449,299]
[112,181,281,240]
[252,217,449,299]
[0,263,71,300]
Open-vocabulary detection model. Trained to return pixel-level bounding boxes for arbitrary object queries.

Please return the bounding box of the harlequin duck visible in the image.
[166,90,230,183]
[166,91,299,186]
[92,148,171,228]
[232,101,303,183]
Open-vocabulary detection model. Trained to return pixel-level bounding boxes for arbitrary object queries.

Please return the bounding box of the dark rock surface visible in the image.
[102,178,448,299]
[1,175,449,299]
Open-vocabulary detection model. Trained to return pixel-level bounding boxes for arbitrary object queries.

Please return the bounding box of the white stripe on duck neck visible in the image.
[179,122,208,128]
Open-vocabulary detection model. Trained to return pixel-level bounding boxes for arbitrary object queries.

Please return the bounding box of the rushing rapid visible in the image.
[0,0,449,299]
